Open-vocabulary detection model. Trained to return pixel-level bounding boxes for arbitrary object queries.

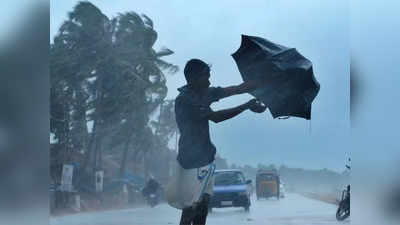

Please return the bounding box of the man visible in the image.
[142,176,161,206]
[143,176,160,198]
[171,58,266,225]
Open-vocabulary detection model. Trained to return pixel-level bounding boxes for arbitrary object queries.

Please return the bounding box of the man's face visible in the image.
[197,73,211,90]
[192,69,211,90]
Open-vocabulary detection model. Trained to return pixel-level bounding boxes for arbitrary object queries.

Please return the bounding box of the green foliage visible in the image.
[50,2,178,178]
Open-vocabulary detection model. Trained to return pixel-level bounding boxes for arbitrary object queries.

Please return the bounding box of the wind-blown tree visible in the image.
[51,2,113,179]
[108,12,178,177]
[140,100,179,179]
[153,100,178,145]
[50,1,178,185]
[50,64,74,179]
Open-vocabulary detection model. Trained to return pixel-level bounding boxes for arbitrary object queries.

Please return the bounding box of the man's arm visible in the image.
[207,99,265,123]
[220,79,265,99]
[208,103,249,123]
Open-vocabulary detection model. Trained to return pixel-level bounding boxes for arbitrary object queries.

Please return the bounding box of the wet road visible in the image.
[51,193,349,225]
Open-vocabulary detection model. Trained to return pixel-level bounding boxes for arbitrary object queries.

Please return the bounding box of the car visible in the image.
[209,169,252,212]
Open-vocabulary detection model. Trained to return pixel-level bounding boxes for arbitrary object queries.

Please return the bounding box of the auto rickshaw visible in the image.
[256,170,280,200]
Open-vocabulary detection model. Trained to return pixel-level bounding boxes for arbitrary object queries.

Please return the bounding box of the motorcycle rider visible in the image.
[142,176,161,200]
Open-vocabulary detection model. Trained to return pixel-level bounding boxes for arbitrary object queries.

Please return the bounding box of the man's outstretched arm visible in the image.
[207,99,265,123]
[220,79,266,99]
[208,103,249,123]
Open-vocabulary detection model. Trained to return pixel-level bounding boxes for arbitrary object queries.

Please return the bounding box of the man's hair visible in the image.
[184,58,210,84]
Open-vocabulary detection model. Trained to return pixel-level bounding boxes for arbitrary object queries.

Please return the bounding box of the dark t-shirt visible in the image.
[175,85,225,169]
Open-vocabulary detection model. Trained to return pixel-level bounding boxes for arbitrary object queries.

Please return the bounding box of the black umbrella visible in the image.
[232,35,320,120]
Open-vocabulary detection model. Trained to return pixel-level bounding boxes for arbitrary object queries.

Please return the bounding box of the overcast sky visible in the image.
[51,0,350,172]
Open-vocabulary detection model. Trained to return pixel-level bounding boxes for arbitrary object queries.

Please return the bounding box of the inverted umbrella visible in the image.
[232,35,320,120]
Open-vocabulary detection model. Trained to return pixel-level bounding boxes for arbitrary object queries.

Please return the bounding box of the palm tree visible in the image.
[110,12,178,177]
[50,2,179,185]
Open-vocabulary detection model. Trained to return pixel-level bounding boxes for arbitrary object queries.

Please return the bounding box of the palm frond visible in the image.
[155,59,179,74]
[156,47,174,57]
[141,14,154,28]
[120,12,145,27]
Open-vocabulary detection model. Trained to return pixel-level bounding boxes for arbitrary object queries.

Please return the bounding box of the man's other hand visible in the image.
[247,99,267,113]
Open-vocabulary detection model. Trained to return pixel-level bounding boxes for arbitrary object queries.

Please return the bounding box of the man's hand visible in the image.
[208,99,266,123]
[246,99,267,113]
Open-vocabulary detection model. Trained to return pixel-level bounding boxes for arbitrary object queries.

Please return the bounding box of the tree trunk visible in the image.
[98,139,103,169]
[132,149,141,174]
[92,135,100,176]
[119,138,131,177]
[82,88,103,174]
[82,119,97,173]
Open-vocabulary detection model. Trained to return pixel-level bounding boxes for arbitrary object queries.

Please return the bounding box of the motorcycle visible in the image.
[142,186,161,208]
[336,184,350,221]
[336,159,350,221]
[146,192,159,207]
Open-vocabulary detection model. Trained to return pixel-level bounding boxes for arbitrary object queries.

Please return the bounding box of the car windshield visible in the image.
[258,173,276,181]
[214,171,245,186]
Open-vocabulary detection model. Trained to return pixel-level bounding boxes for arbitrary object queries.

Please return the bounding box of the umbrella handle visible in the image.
[278,116,290,120]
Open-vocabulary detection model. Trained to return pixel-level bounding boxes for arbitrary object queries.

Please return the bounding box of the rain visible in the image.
[48,1,352,224]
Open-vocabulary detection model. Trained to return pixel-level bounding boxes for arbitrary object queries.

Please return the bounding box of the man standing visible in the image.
[171,59,266,225]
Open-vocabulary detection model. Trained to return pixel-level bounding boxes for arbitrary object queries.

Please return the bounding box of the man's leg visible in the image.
[180,207,194,225]
[192,194,211,225]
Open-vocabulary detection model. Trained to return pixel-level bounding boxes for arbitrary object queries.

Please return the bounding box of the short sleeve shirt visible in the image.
[175,85,225,169]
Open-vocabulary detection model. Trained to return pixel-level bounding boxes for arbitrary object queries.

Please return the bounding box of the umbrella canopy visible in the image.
[232,35,320,120]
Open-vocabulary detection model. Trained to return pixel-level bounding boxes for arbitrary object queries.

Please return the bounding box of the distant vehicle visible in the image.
[256,169,280,200]
[279,182,285,198]
[142,178,162,207]
[209,169,252,212]
[144,189,162,207]
[336,159,350,221]
[336,184,350,221]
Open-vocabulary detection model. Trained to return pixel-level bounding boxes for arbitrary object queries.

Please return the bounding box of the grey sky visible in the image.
[51,0,350,172]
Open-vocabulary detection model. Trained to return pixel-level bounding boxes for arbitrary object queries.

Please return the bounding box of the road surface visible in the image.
[51,193,349,225]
